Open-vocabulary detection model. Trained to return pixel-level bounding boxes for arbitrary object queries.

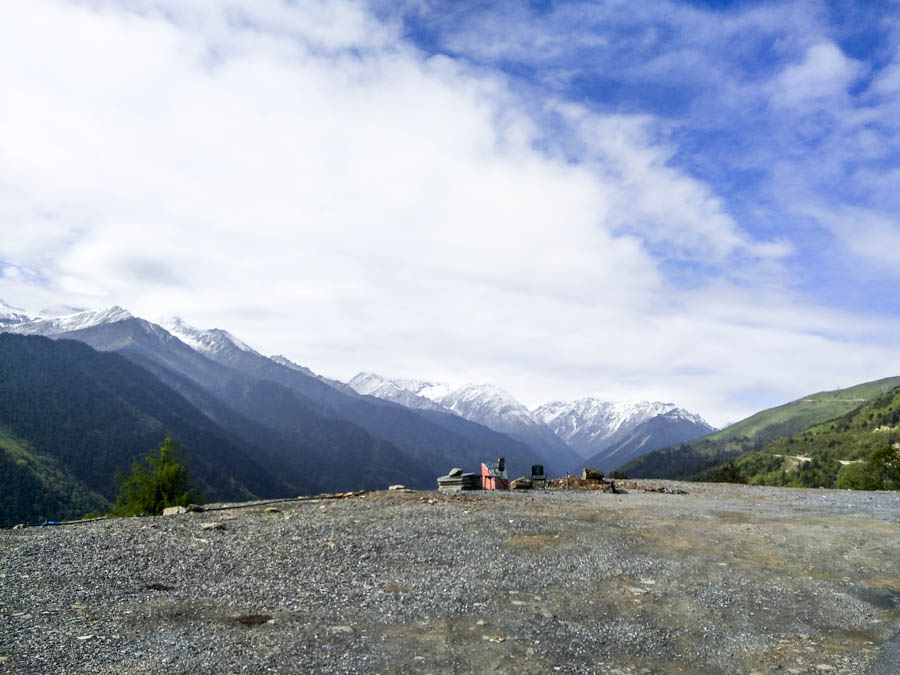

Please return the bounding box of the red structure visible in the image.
[481,457,509,490]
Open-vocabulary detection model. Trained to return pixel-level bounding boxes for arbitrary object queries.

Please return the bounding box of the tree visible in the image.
[866,445,900,490]
[112,438,201,516]
[709,462,747,484]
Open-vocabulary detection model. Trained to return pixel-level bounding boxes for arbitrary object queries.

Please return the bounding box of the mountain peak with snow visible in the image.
[534,397,712,459]
[8,306,133,336]
[156,316,260,357]
[346,373,581,464]
[347,372,451,412]
[0,300,34,327]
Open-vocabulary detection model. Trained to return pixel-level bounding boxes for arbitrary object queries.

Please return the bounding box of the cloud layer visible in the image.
[2,0,899,426]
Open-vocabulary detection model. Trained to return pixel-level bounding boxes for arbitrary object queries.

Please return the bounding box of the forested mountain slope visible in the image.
[622,377,900,478]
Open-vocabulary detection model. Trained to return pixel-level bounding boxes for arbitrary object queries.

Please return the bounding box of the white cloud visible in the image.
[772,42,864,107]
[2,0,899,428]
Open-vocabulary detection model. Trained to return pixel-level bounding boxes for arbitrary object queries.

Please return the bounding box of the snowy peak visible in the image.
[0,300,33,327]
[534,397,712,460]
[659,407,715,431]
[346,373,583,471]
[347,375,561,440]
[347,372,450,412]
[157,316,260,357]
[8,306,133,336]
[438,383,540,429]
[535,398,678,444]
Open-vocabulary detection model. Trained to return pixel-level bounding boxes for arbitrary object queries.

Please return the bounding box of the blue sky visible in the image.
[1,0,899,425]
[392,0,900,308]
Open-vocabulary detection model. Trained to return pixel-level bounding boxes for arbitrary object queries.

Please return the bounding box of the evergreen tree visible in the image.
[113,438,201,516]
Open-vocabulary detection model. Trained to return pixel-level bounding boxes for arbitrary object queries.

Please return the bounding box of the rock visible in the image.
[12,524,25,529]
[264,507,281,513]
[162,506,187,516]
[448,467,464,477]
[582,468,604,481]
[510,477,533,490]
[388,484,406,491]
[200,522,225,531]
[329,625,353,633]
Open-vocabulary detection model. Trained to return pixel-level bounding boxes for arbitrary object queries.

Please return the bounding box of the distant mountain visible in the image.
[269,354,357,395]
[0,333,300,526]
[8,309,546,483]
[155,318,547,479]
[0,299,34,327]
[621,376,900,479]
[347,373,583,472]
[10,305,132,335]
[534,398,682,459]
[348,372,450,412]
[580,408,715,473]
[7,311,435,495]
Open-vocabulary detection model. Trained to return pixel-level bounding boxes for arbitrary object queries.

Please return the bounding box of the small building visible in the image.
[481,457,509,490]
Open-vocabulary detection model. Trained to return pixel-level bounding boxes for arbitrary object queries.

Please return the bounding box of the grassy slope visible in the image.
[0,424,111,525]
[621,376,900,478]
[726,385,900,488]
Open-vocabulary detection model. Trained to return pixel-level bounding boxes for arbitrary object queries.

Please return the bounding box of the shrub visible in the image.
[112,438,201,516]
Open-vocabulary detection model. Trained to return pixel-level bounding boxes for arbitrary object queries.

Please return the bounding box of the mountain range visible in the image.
[0,302,715,524]
[347,373,714,473]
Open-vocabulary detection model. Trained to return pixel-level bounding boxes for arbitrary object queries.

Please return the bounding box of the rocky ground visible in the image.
[2,481,899,674]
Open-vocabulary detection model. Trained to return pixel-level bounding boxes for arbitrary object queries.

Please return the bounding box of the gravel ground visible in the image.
[2,480,899,674]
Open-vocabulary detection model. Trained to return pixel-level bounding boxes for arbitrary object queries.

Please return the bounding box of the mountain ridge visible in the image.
[621,376,900,479]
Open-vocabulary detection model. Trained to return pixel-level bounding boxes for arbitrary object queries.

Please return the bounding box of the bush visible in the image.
[112,438,201,516]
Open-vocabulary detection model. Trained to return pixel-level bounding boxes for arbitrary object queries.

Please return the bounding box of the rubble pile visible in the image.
[546,467,616,492]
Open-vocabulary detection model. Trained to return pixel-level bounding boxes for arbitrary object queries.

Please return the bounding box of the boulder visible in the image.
[388,484,406,491]
[162,506,187,516]
[510,477,533,490]
[582,468,604,481]
[448,467,464,477]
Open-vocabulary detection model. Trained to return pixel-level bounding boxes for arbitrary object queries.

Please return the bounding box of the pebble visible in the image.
[1,482,897,673]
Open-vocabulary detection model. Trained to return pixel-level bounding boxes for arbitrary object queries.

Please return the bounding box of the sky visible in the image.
[2,0,900,427]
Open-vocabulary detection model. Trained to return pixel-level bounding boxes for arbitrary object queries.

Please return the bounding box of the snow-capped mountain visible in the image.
[348,372,449,412]
[579,408,716,473]
[9,306,132,336]
[534,398,680,458]
[347,373,584,470]
[156,316,260,358]
[0,300,33,327]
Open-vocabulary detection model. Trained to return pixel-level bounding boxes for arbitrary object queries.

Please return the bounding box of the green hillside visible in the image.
[0,334,298,526]
[713,386,900,489]
[0,425,111,525]
[621,376,900,478]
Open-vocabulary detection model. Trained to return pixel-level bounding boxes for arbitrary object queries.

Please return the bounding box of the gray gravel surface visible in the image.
[2,481,899,674]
